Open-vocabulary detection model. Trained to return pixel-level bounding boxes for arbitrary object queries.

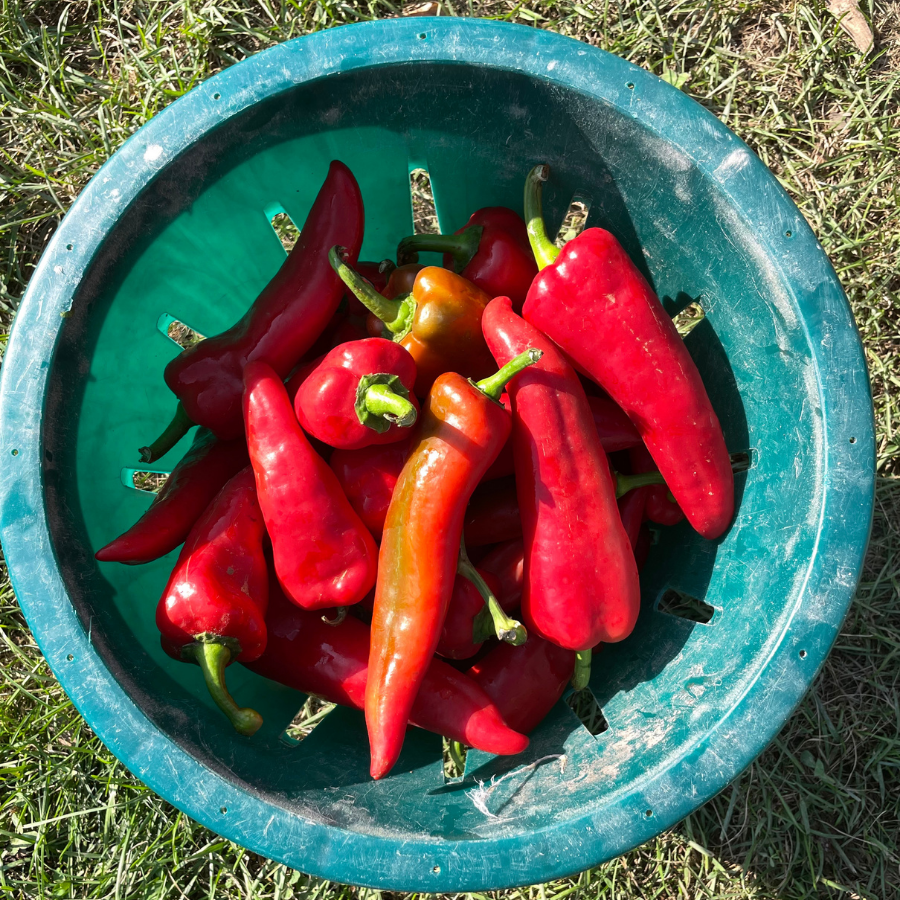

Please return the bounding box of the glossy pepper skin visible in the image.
[294,339,419,450]
[397,207,538,311]
[522,165,733,540]
[437,569,507,660]
[366,352,539,779]
[482,296,640,650]
[469,637,575,735]
[630,443,685,525]
[243,361,377,610]
[246,583,528,757]
[463,478,521,546]
[162,162,365,441]
[156,466,267,735]
[96,429,248,564]
[329,440,409,541]
[332,249,495,397]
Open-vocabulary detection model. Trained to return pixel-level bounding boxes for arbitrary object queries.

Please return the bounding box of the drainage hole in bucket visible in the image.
[442,737,468,781]
[432,866,440,874]
[555,193,592,248]
[799,650,807,659]
[158,313,206,350]
[220,806,227,814]
[213,92,221,100]
[280,696,336,746]
[657,589,715,625]
[566,688,609,736]
[130,470,168,493]
[409,167,439,235]
[270,211,301,253]
[849,436,857,444]
[66,243,73,251]
[644,809,653,818]
[10,449,18,456]
[785,230,792,237]
[627,82,635,89]
[67,654,74,661]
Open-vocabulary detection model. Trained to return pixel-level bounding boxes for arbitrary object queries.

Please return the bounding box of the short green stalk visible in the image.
[460,537,527,646]
[186,640,262,737]
[139,401,196,463]
[396,226,483,273]
[524,164,561,270]
[572,649,592,691]
[475,348,543,401]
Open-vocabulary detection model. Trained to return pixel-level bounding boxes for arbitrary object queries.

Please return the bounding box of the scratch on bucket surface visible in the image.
[466,755,564,819]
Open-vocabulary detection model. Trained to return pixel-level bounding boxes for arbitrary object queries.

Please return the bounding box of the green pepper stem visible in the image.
[460,537,527,646]
[396,226,483,273]
[448,739,467,774]
[364,383,417,427]
[615,470,667,498]
[321,607,348,626]
[189,641,262,737]
[572,649,592,691]
[329,247,412,334]
[525,164,560,270]
[139,402,195,464]
[475,348,543,401]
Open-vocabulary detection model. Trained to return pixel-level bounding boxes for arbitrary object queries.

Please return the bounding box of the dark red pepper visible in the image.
[397,207,538,311]
[468,637,575,735]
[329,440,409,541]
[246,582,529,757]
[243,361,378,610]
[436,569,504,660]
[618,486,649,551]
[463,477,521,546]
[630,443,685,525]
[156,466,267,736]
[523,164,734,540]
[478,539,525,611]
[96,429,248,565]
[482,296,640,663]
[294,339,419,450]
[152,161,364,447]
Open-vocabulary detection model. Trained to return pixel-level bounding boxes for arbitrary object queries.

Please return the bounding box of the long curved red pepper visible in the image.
[366,349,540,779]
[522,165,733,540]
[397,207,537,311]
[246,583,528,757]
[468,637,575,735]
[482,296,640,656]
[294,339,418,450]
[96,429,248,564]
[155,161,364,445]
[243,361,377,610]
[156,466,267,736]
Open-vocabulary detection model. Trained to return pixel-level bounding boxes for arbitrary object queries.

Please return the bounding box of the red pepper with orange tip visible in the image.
[243,361,377,610]
[482,296,640,660]
[366,348,541,779]
[246,583,529,757]
[397,207,537,311]
[522,164,734,540]
[468,637,575,735]
[96,429,248,565]
[150,161,364,449]
[156,466,267,736]
[331,248,495,397]
[294,339,419,450]
[630,443,685,525]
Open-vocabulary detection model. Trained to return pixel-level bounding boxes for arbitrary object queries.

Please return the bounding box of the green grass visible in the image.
[1,0,898,897]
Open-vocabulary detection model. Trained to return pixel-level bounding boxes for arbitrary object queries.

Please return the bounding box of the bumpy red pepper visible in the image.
[396,207,538,311]
[243,361,377,610]
[294,339,418,450]
[366,349,541,779]
[329,440,409,541]
[246,583,528,756]
[482,296,640,669]
[331,248,495,397]
[96,429,248,565]
[630,443,685,525]
[468,637,575,735]
[522,164,734,540]
[151,161,364,447]
[156,466,267,736]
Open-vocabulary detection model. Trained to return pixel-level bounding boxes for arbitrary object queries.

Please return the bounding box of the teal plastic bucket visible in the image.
[0,17,874,891]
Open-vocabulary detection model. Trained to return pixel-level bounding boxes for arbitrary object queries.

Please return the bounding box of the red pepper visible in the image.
[96,429,248,565]
[366,349,541,779]
[150,162,364,448]
[468,637,575,735]
[436,569,504,660]
[243,361,377,610]
[332,249,495,397]
[294,339,419,450]
[329,440,409,541]
[156,466,267,736]
[246,583,528,756]
[522,165,734,540]
[396,207,538,311]
[463,478,521,546]
[630,443,685,525]
[482,296,640,662]
[618,486,649,551]
[478,539,524,611]
[301,307,369,363]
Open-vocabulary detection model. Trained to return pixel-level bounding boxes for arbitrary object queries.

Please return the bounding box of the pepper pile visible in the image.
[96,160,734,779]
